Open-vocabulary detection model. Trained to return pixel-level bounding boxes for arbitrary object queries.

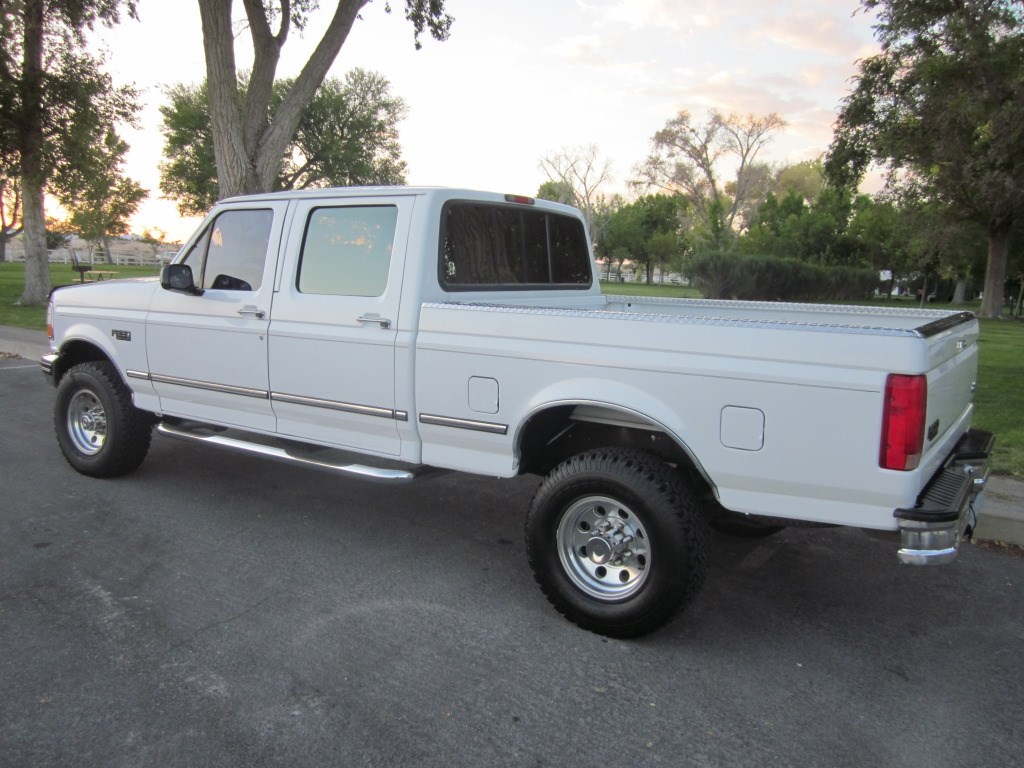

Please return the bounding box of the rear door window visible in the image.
[297,206,399,297]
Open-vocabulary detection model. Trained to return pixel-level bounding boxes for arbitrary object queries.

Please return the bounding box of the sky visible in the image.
[89,0,882,242]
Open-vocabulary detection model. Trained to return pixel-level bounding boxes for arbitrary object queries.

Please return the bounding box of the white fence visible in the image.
[4,243,175,267]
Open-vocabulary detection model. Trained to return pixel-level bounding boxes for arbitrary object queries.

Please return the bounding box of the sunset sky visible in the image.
[91,0,881,242]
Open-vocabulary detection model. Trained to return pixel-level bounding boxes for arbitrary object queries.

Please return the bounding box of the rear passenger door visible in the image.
[268,195,412,457]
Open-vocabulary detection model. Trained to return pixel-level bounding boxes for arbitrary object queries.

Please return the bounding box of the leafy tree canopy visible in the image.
[196,0,450,201]
[600,194,687,283]
[65,128,147,251]
[160,68,408,215]
[0,0,139,302]
[632,109,786,239]
[826,0,1024,317]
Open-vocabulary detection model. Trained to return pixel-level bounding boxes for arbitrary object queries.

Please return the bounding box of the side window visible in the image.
[184,209,274,291]
[180,227,211,275]
[298,205,398,297]
[440,202,591,290]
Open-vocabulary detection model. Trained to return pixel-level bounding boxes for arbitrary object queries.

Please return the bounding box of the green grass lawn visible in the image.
[4,263,1021,476]
[971,320,1024,477]
[598,279,703,299]
[0,262,161,329]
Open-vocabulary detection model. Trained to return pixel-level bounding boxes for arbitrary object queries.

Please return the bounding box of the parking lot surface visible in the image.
[2,357,1022,767]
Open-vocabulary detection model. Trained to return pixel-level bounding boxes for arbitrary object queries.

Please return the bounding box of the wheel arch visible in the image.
[515,395,716,498]
[52,338,117,385]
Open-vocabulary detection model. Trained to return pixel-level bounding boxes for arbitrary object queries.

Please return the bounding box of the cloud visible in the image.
[747,12,864,56]
[549,32,658,78]
[584,0,724,35]
[551,34,607,62]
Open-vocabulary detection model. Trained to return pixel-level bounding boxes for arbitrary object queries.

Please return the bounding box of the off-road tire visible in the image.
[526,447,709,638]
[54,361,153,478]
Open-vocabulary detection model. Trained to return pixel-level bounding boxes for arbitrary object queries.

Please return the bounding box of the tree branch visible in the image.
[256,0,368,188]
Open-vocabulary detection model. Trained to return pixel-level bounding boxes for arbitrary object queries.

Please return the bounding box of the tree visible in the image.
[196,0,450,203]
[63,129,146,259]
[827,0,1024,318]
[141,227,167,260]
[600,194,686,284]
[773,159,825,204]
[0,172,21,264]
[740,186,858,265]
[536,179,575,206]
[0,0,139,304]
[887,186,988,305]
[632,109,786,241]
[160,68,407,215]
[845,195,906,296]
[537,144,614,231]
[45,216,75,251]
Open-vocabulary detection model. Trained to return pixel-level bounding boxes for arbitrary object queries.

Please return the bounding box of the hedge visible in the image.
[685,251,878,302]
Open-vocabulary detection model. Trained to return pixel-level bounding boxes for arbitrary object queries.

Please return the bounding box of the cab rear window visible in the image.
[440,202,592,290]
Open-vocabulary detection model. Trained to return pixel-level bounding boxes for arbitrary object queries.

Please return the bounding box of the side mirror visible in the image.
[160,264,203,296]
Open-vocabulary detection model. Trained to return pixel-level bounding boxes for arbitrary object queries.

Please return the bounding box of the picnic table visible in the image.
[85,271,119,281]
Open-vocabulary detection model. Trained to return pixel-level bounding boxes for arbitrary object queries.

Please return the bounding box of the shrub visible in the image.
[685,251,877,302]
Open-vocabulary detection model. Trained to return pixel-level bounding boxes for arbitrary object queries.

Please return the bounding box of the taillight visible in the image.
[46,300,54,340]
[880,374,927,470]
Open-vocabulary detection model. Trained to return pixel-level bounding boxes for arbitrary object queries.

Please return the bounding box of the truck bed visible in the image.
[600,296,974,338]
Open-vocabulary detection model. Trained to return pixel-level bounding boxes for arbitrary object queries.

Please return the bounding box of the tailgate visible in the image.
[921,315,980,461]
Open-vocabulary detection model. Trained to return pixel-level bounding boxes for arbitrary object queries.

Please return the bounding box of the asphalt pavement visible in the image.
[1,343,1023,767]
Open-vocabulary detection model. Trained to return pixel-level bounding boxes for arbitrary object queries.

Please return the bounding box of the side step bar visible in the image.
[157,422,433,483]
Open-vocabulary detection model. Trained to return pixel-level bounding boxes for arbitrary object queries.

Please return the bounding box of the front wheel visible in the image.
[54,361,153,478]
[526,448,709,638]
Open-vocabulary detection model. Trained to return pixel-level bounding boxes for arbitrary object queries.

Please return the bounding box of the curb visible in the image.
[0,325,48,361]
[973,475,1024,551]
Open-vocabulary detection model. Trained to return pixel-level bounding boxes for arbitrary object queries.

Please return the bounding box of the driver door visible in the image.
[146,203,288,432]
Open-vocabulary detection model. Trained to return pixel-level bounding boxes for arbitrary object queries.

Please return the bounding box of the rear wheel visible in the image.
[54,361,153,477]
[526,448,709,638]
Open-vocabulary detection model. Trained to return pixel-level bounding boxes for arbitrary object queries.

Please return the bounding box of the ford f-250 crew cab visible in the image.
[42,186,994,637]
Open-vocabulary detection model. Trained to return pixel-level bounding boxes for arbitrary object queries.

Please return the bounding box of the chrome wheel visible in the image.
[556,495,651,601]
[66,389,107,456]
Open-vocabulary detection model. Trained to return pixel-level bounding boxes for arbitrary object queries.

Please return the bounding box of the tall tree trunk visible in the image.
[199,0,368,200]
[18,0,51,306]
[20,177,49,304]
[198,0,257,199]
[952,277,967,305]
[977,220,1010,318]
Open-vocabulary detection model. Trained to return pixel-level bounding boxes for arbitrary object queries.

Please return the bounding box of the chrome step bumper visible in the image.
[894,429,995,565]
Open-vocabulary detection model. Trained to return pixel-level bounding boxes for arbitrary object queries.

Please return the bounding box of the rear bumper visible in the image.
[894,428,995,565]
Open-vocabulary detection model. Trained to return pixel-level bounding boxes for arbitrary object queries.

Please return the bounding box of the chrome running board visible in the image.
[156,421,430,483]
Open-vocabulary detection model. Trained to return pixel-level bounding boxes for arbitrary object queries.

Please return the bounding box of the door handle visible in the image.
[357,314,392,329]
[237,305,266,319]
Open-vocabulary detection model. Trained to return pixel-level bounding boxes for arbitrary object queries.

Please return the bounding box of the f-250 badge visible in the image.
[111,329,132,342]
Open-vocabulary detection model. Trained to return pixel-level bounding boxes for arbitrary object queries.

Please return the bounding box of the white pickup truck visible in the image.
[42,187,994,637]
